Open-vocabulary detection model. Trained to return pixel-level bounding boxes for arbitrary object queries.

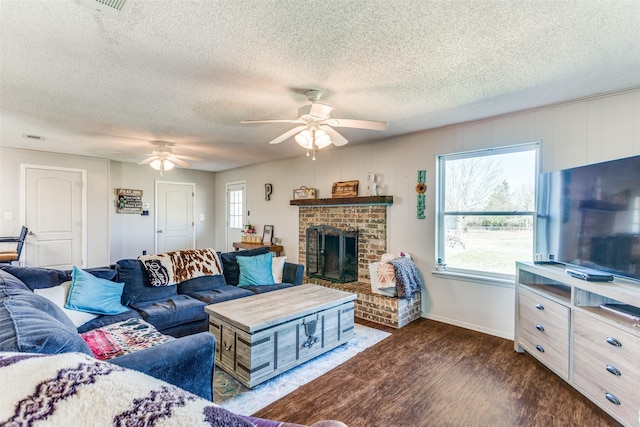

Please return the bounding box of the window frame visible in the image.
[436,142,540,281]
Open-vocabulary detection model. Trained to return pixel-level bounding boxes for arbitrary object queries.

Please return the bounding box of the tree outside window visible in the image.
[437,143,538,277]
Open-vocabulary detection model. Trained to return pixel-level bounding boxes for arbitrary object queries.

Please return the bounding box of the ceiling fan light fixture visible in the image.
[295,128,332,150]
[149,158,175,171]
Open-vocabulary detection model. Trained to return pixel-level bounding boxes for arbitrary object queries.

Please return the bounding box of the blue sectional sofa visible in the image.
[0,246,304,402]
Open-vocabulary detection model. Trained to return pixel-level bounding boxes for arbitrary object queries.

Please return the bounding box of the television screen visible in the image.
[536,155,640,281]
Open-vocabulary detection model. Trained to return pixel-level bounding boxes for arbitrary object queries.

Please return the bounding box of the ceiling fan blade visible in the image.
[268,125,307,144]
[242,119,305,124]
[320,125,348,146]
[324,118,388,131]
[138,156,157,165]
[169,156,191,168]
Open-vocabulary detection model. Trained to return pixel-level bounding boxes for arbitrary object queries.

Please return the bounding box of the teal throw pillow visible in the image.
[237,252,274,287]
[65,266,128,315]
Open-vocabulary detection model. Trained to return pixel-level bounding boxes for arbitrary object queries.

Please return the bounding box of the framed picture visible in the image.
[262,225,274,245]
[293,186,316,200]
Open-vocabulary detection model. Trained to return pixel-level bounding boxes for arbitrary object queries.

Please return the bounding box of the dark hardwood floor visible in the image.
[253,318,621,427]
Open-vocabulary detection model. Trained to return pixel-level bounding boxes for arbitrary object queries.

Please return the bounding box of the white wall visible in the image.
[0,147,216,267]
[0,147,111,266]
[213,89,640,340]
[109,162,216,262]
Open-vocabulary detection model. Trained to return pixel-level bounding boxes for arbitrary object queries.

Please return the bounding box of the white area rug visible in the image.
[214,323,390,416]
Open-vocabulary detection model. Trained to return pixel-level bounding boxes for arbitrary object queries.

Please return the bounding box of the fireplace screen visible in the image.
[306,225,358,283]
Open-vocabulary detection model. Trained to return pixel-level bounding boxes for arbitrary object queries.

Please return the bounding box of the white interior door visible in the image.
[156,181,195,253]
[226,181,246,251]
[24,166,85,268]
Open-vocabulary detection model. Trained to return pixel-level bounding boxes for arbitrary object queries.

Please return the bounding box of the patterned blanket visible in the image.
[81,318,174,360]
[390,256,422,299]
[139,248,223,287]
[0,352,345,427]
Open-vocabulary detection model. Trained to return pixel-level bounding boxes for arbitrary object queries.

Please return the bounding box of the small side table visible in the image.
[232,242,284,257]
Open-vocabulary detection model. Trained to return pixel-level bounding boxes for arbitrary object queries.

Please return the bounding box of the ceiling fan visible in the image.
[242,90,388,159]
[137,142,191,175]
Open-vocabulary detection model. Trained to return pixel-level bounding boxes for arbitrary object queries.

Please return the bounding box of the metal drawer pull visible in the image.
[604,392,620,405]
[606,337,622,347]
[605,365,621,376]
[535,344,545,353]
[535,324,545,332]
[223,342,233,351]
[535,303,544,310]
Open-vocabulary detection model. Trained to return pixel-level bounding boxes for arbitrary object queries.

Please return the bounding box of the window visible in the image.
[437,143,539,278]
[227,183,245,229]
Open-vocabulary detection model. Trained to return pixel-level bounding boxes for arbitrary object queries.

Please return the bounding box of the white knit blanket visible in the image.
[0,352,254,427]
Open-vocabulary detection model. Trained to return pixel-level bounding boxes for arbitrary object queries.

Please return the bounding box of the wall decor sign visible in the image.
[293,186,317,200]
[332,180,359,198]
[116,188,143,214]
[416,170,426,219]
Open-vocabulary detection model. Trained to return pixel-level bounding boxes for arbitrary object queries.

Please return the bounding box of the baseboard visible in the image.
[421,313,513,341]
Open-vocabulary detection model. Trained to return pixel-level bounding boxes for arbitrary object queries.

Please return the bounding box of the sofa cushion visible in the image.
[33,282,99,327]
[116,259,177,305]
[130,295,207,331]
[241,282,296,294]
[220,246,270,286]
[0,270,92,355]
[66,266,128,315]
[0,265,68,290]
[237,252,274,287]
[272,256,286,284]
[185,285,255,304]
[177,274,227,293]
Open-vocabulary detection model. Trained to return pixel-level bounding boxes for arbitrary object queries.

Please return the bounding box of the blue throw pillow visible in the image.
[65,266,128,315]
[237,252,274,287]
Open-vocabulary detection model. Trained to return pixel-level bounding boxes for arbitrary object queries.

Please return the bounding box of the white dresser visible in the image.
[515,262,640,427]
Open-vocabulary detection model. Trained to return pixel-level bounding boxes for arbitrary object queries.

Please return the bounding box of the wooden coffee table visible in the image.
[205,284,356,388]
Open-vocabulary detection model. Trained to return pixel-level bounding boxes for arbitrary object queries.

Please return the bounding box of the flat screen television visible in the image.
[536,155,640,282]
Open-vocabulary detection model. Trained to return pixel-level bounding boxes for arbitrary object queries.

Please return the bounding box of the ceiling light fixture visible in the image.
[138,141,191,176]
[149,158,175,174]
[294,127,332,160]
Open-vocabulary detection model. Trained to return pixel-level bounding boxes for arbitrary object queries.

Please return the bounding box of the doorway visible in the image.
[156,181,195,253]
[226,181,246,252]
[23,166,86,268]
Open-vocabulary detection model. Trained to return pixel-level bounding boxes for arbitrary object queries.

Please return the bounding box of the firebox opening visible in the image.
[306,225,358,283]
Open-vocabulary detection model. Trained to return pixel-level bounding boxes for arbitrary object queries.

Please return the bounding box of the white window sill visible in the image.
[431,270,515,288]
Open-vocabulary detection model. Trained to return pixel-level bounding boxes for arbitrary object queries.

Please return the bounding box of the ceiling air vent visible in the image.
[76,0,131,17]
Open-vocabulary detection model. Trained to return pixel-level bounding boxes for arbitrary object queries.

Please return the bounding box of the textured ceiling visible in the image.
[1,0,640,171]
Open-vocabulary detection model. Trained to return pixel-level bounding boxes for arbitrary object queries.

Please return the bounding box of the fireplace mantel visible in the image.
[290,195,393,206]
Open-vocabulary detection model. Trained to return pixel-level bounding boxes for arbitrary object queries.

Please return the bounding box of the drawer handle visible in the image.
[606,337,622,347]
[535,324,545,332]
[605,365,621,376]
[223,342,233,351]
[535,303,544,310]
[604,392,620,406]
[535,344,545,353]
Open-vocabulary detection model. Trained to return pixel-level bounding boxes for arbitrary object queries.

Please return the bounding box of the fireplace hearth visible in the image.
[306,225,358,283]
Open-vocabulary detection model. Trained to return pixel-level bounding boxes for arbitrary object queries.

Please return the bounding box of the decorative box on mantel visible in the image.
[290,195,393,206]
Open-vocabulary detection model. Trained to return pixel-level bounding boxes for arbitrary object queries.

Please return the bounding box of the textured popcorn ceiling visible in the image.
[1,1,640,171]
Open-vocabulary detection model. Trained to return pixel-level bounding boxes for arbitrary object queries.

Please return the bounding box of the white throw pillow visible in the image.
[272,256,286,284]
[34,281,99,327]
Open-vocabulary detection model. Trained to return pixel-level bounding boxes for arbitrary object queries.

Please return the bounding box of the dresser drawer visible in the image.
[573,311,640,426]
[518,287,570,379]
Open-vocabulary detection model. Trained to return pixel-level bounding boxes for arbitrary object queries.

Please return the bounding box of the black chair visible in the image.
[0,226,28,264]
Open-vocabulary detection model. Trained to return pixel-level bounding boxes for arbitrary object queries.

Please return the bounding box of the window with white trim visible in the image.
[437,143,539,278]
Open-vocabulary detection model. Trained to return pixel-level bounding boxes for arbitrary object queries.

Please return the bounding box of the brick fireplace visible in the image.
[292,196,421,328]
